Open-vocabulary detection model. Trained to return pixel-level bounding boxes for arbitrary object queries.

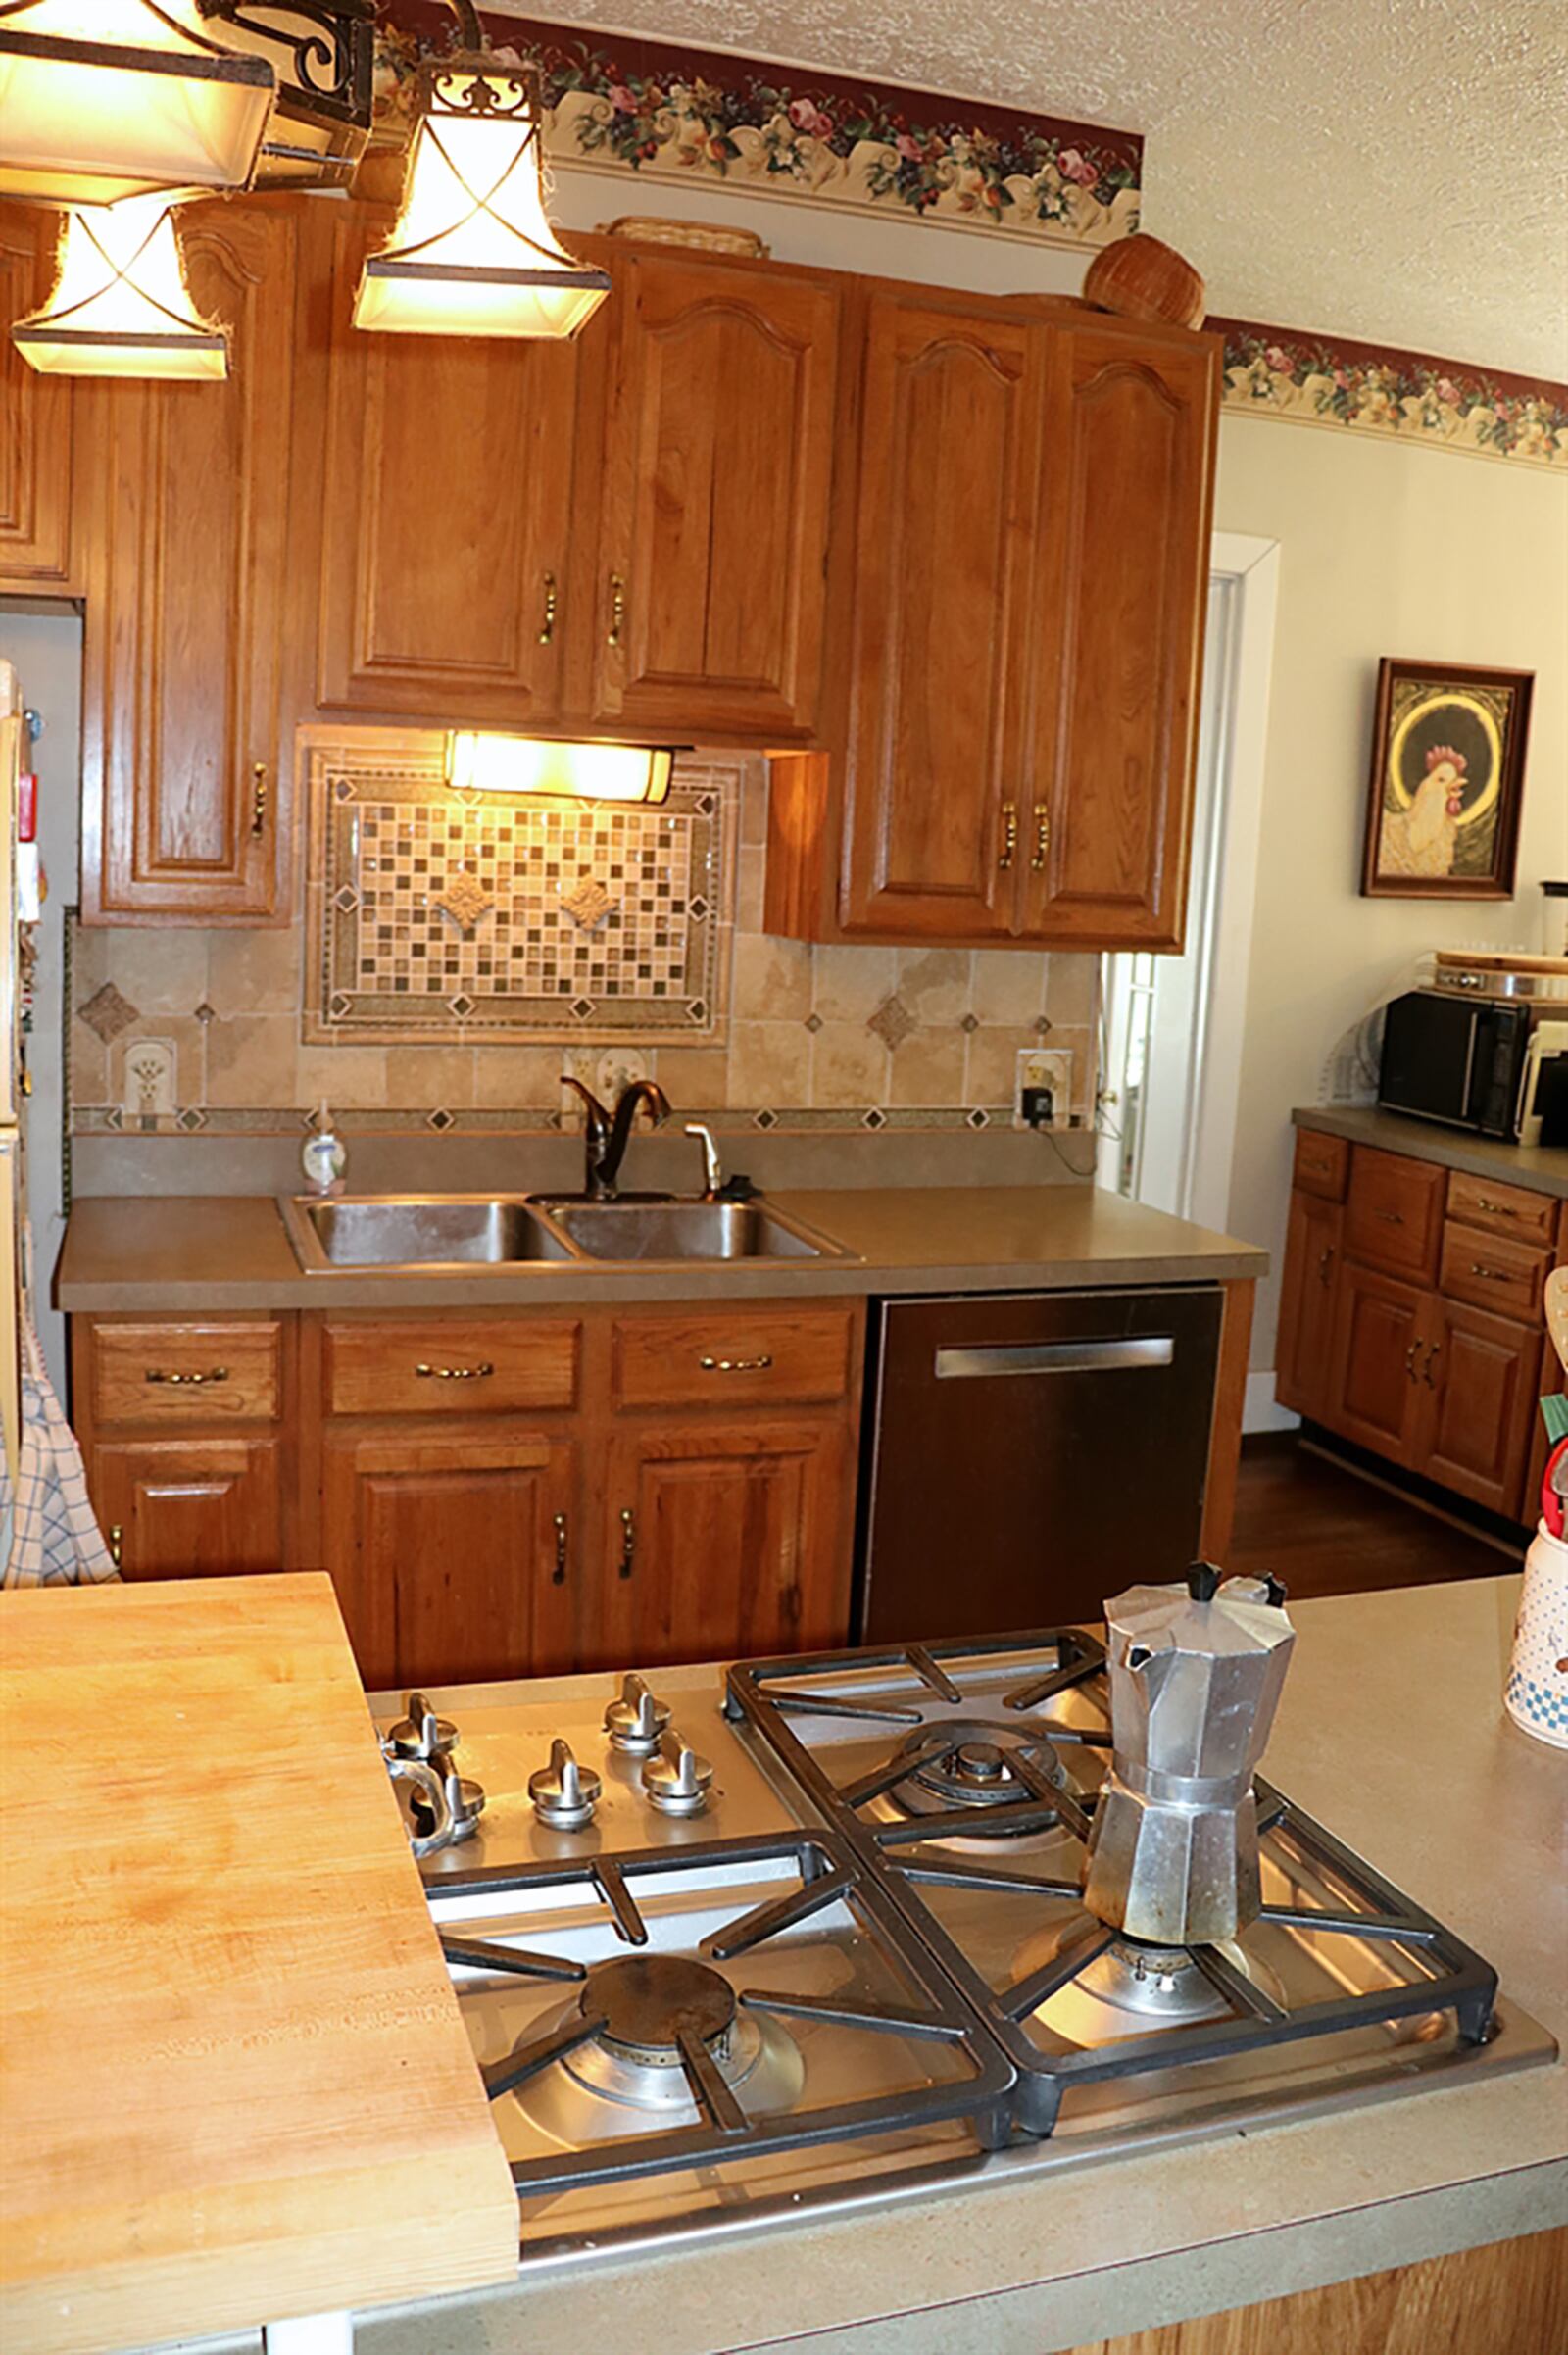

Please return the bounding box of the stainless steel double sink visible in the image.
[279,1192,856,1273]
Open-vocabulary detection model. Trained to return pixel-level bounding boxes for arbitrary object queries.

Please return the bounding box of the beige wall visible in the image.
[1212,415,1568,1372]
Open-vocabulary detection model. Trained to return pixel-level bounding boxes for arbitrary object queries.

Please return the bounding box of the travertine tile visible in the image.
[653,1045,730,1108]
[727,1020,809,1107]
[733,929,812,1021]
[1046,955,1100,1029]
[890,1026,966,1105]
[203,1014,295,1106]
[735,846,767,934]
[897,947,971,1023]
[295,1045,389,1109]
[207,927,304,1017]
[738,761,770,847]
[965,1026,1034,1104]
[98,928,211,1017]
[383,1044,478,1108]
[972,948,1049,1026]
[810,943,896,1024]
[469,1047,568,1107]
[809,1022,889,1107]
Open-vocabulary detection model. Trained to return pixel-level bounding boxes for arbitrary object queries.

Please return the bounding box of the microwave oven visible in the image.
[1377,988,1537,1138]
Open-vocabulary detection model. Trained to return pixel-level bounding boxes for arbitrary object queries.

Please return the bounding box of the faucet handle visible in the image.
[684,1123,723,1201]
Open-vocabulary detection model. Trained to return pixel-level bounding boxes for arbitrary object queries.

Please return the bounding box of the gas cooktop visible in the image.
[373,1632,1556,2265]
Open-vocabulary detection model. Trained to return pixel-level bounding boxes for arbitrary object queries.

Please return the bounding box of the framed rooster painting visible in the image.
[1361,657,1534,899]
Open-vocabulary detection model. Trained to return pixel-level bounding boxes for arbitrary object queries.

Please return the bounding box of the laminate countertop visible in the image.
[54,1185,1267,1314]
[1294,1104,1568,1200]
[359,1577,1566,2355]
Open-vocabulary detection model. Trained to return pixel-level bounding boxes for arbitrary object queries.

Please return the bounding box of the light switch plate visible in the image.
[1013,1047,1073,1130]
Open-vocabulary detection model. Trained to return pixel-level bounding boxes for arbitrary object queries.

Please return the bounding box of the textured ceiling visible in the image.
[487,0,1568,378]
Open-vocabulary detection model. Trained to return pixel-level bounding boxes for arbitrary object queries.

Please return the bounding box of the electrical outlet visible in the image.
[1014,1047,1073,1131]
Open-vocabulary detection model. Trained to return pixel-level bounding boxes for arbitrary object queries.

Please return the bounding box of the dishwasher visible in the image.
[857,1286,1226,1642]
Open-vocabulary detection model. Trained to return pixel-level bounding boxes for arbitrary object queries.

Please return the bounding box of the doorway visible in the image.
[1097,534,1279,1233]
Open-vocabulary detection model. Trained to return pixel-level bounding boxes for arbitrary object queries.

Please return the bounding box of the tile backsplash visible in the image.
[70,740,1098,1143]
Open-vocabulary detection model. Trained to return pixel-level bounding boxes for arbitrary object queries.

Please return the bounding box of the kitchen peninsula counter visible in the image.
[357,1576,1565,2355]
[56,1185,1267,1313]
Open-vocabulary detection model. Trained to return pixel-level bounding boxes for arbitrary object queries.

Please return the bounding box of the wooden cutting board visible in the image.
[0,1575,517,2355]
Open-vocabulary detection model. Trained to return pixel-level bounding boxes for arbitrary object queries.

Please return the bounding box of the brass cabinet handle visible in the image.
[1404,1341,1420,1382]
[553,1510,568,1585]
[146,1366,229,1386]
[108,1523,123,1569]
[1030,804,1050,872]
[414,1360,495,1381]
[998,802,1017,871]
[1374,1207,1404,1226]
[1317,1246,1335,1287]
[1474,1197,1519,1218]
[607,571,625,648]
[538,569,558,646]
[700,1353,773,1374]
[251,761,268,838]
[1423,1344,1441,1389]
[618,1505,635,1579]
[1469,1262,1512,1283]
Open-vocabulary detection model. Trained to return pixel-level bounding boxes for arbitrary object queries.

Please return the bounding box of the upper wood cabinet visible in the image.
[839,296,1043,939]
[1023,328,1214,946]
[313,204,588,725]
[81,199,299,923]
[588,247,841,742]
[0,205,76,593]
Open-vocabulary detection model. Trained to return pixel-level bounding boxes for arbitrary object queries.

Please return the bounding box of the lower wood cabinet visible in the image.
[1327,1261,1429,1463]
[1275,1189,1342,1422]
[72,1299,863,1690]
[1420,1296,1541,1515]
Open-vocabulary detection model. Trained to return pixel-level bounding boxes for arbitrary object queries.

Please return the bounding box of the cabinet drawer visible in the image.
[323,1319,579,1416]
[92,1322,281,1426]
[1439,1223,1552,1322]
[1345,1147,1446,1281]
[612,1305,854,1410]
[1292,1129,1349,1202]
[1446,1168,1557,1245]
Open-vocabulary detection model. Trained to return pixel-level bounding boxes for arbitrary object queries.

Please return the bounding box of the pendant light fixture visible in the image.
[447,734,678,806]
[354,0,610,342]
[12,192,227,379]
[0,0,275,206]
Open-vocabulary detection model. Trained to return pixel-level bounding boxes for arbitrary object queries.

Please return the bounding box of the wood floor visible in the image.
[1226,1435,1514,1601]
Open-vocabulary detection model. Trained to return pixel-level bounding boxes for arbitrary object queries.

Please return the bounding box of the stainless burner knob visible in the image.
[604,1672,672,1757]
[408,1762,485,1847]
[529,1739,602,1831]
[441,1767,486,1843]
[389,1690,458,1760]
[642,1731,712,1818]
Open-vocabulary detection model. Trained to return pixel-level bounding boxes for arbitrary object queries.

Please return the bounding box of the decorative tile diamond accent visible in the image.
[561,877,614,933]
[966,1107,990,1129]
[193,1001,217,1025]
[435,873,495,933]
[305,740,735,1047]
[78,982,139,1044]
[804,1012,823,1033]
[1033,1014,1054,1035]
[862,1107,888,1130]
[959,1012,979,1034]
[177,1107,208,1132]
[755,1108,777,1130]
[427,1107,455,1132]
[866,995,914,1052]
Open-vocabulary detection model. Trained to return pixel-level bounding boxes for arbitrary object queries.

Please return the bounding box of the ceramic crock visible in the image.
[1506,1523,1568,1748]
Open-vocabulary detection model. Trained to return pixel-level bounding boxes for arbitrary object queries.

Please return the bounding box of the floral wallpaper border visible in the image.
[1213,318,1568,473]
[377,4,1142,247]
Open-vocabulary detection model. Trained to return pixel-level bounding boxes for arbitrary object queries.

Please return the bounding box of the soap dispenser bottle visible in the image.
[302,1101,347,1196]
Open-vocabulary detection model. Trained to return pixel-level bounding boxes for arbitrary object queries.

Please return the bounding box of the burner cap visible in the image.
[584,1954,736,2062]
[892,1719,1065,1819]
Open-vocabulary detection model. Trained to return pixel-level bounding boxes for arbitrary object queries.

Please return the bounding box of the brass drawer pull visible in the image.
[1317,1246,1335,1287]
[1469,1262,1512,1283]
[998,803,1017,871]
[607,571,625,648]
[1031,804,1050,872]
[1404,1342,1420,1382]
[251,762,268,838]
[700,1353,774,1374]
[538,569,558,645]
[1374,1207,1404,1225]
[1474,1197,1519,1218]
[1423,1344,1441,1388]
[619,1506,635,1579]
[108,1523,123,1569]
[146,1366,229,1386]
[553,1511,568,1586]
[415,1360,495,1381]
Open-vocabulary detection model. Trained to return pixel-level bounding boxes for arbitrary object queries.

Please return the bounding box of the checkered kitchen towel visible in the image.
[1,1247,118,1588]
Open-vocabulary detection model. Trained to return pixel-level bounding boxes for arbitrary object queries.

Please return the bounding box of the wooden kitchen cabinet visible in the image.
[80,198,300,923]
[590,245,842,742]
[1327,1260,1429,1465]
[93,1435,285,1578]
[1275,1189,1343,1423]
[321,1426,578,1690]
[1419,1295,1541,1515]
[0,203,77,593]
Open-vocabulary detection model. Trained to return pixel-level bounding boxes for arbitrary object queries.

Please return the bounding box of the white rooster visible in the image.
[1379,745,1468,880]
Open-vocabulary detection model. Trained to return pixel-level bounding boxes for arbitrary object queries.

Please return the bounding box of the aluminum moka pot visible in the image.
[1082,1565,1295,1947]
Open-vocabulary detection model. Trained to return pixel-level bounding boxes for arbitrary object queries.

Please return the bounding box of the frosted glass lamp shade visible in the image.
[12,195,228,379]
[447,734,677,804]
[354,59,610,341]
[0,0,275,205]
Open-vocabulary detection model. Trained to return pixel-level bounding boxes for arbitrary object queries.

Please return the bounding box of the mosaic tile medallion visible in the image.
[303,735,736,1047]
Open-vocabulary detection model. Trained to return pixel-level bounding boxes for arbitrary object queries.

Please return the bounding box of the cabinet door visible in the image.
[81,200,296,921]
[91,1436,284,1578]
[595,1416,853,1670]
[1022,327,1217,948]
[1326,1261,1427,1464]
[840,296,1042,939]
[314,206,582,722]
[1276,1191,1343,1421]
[591,250,840,739]
[1418,1299,1540,1517]
[0,205,74,591]
[322,1426,576,1690]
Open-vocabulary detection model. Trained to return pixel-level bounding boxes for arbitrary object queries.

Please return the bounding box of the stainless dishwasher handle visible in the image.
[933,1337,1176,1379]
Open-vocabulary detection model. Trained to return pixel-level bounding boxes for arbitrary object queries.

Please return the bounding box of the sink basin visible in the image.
[531,1198,852,1263]
[282,1195,577,1271]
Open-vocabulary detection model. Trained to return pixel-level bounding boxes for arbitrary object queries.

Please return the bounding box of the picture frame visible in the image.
[1361,657,1534,899]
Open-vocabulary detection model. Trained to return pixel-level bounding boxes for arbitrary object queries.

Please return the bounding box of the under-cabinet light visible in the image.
[12,193,227,379]
[447,734,678,805]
